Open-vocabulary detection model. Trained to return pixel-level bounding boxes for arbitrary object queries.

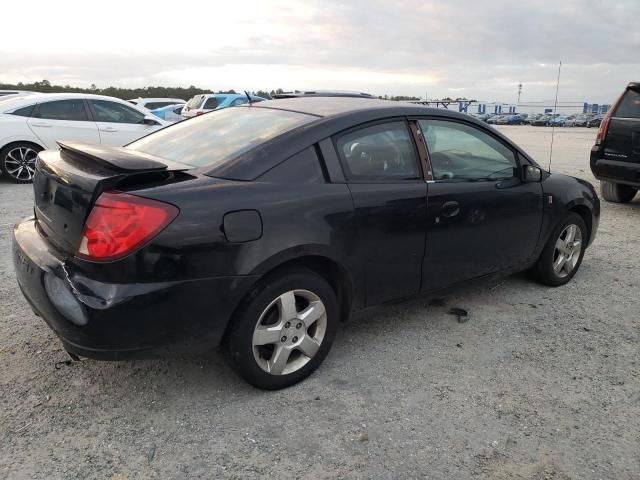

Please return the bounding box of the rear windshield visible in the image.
[203,97,220,109]
[186,96,205,109]
[614,89,640,118]
[128,106,317,168]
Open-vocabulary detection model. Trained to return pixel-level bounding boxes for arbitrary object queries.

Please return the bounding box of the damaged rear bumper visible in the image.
[12,217,258,360]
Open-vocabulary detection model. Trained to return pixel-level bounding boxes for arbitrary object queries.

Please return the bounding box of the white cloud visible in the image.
[1,0,638,102]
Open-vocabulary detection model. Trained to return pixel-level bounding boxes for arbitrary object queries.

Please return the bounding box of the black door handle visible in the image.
[441,200,460,218]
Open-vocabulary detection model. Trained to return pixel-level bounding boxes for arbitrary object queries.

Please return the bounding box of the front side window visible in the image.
[231,98,247,106]
[128,106,316,168]
[35,100,88,121]
[90,100,146,124]
[336,122,421,180]
[418,119,517,181]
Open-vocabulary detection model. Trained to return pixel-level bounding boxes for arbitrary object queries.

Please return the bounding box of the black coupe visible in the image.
[13,97,600,389]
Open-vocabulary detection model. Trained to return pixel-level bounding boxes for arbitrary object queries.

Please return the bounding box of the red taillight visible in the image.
[596,89,626,145]
[77,192,178,262]
[196,111,204,116]
[596,115,611,145]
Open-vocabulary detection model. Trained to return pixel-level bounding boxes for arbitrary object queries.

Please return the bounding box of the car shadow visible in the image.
[58,271,534,399]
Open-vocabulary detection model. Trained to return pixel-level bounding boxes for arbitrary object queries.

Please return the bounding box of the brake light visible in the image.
[596,116,610,145]
[196,111,204,116]
[77,192,178,261]
[596,89,625,145]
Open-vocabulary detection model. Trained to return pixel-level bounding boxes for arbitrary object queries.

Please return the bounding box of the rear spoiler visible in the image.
[57,142,188,172]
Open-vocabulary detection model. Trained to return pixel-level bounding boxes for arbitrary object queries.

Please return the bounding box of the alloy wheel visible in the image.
[553,224,583,278]
[252,289,327,375]
[4,146,38,182]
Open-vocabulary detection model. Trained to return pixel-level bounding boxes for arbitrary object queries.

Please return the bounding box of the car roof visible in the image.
[253,96,460,119]
[130,97,186,102]
[199,93,264,99]
[0,92,164,117]
[152,103,184,110]
[272,90,375,99]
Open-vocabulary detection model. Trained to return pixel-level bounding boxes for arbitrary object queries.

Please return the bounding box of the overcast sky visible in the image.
[2,0,638,103]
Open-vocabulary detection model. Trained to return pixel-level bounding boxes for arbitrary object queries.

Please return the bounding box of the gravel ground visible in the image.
[1,126,638,479]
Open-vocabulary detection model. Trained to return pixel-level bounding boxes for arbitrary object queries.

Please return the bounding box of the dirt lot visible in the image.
[0,126,638,479]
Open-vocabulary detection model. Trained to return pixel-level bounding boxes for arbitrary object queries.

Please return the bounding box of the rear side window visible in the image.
[336,122,421,181]
[90,100,145,124]
[35,100,88,121]
[128,107,316,168]
[203,97,220,109]
[11,105,36,117]
[259,146,326,183]
[614,89,640,118]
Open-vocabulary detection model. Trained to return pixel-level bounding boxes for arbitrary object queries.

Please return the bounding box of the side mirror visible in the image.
[143,115,160,126]
[523,164,542,182]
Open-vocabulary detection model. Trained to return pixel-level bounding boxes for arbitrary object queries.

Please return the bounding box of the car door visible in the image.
[88,99,160,146]
[417,118,543,292]
[334,120,427,306]
[27,99,100,148]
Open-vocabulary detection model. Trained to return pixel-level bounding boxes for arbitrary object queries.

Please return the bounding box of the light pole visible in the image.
[517,83,522,103]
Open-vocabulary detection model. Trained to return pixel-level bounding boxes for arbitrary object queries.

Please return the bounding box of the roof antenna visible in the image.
[244,90,253,105]
[548,60,562,172]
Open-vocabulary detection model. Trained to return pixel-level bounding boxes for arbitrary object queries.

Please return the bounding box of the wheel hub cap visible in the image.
[553,224,583,278]
[252,289,327,376]
[4,147,38,181]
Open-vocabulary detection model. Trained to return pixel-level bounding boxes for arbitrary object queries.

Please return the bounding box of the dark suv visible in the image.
[590,82,640,203]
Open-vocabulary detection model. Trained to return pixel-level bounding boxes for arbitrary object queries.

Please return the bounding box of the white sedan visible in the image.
[0,93,168,183]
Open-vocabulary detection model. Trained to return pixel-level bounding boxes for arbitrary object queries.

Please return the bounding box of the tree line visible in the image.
[1,80,428,102]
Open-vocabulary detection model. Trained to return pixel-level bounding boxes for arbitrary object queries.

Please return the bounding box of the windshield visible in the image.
[128,106,317,168]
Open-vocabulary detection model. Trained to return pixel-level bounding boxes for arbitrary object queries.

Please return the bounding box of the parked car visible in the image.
[474,113,491,122]
[150,103,184,123]
[590,81,640,203]
[0,93,168,183]
[12,97,600,389]
[530,114,551,126]
[565,114,590,127]
[587,115,604,128]
[497,114,525,125]
[487,115,505,124]
[128,98,185,111]
[549,115,570,127]
[181,93,266,119]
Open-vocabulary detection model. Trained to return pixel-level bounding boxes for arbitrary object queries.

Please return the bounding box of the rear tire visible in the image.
[531,213,587,287]
[0,142,42,184]
[600,181,637,203]
[224,268,339,390]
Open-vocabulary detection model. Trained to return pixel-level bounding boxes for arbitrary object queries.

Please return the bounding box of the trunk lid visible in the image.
[33,142,189,255]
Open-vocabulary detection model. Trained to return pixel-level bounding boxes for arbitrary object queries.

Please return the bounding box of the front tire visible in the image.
[0,142,42,184]
[531,213,587,287]
[224,268,339,390]
[600,181,637,203]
